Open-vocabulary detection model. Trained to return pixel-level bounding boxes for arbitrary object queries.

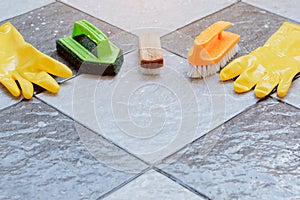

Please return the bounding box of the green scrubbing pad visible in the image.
[56,20,123,76]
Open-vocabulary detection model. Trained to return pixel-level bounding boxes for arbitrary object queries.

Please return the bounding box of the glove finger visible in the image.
[0,77,21,97]
[254,72,279,98]
[233,64,265,93]
[220,55,252,81]
[23,71,60,94]
[277,70,299,98]
[38,55,72,78]
[13,73,34,99]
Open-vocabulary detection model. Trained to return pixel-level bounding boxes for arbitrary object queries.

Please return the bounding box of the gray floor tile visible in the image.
[37,50,257,164]
[0,98,147,199]
[162,2,296,59]
[103,170,204,200]
[1,2,137,83]
[60,0,236,36]
[244,0,300,23]
[0,0,53,22]
[159,99,300,199]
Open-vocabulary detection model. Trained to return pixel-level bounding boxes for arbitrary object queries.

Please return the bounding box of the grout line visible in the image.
[153,98,262,166]
[270,96,300,111]
[34,75,79,95]
[58,0,239,38]
[241,1,300,24]
[0,100,23,113]
[0,1,57,24]
[154,167,211,200]
[161,1,241,38]
[34,96,152,166]
[162,0,299,43]
[162,47,188,60]
[56,1,138,38]
[97,167,152,199]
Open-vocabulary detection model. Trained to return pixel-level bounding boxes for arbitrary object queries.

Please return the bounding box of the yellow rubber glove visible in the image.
[220,22,300,98]
[0,22,72,99]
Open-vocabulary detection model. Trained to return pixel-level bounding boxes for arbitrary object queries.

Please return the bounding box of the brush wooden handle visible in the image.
[139,33,163,69]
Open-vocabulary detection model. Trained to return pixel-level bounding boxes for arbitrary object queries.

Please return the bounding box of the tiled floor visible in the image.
[59,0,236,36]
[1,0,300,199]
[37,50,257,164]
[159,100,300,199]
[103,170,205,200]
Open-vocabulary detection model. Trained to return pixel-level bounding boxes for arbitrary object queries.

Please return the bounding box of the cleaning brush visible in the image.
[187,21,240,78]
[56,20,123,76]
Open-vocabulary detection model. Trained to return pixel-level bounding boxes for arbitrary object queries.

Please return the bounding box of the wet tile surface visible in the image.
[0,98,147,199]
[103,170,204,200]
[272,78,300,109]
[37,50,257,164]
[244,0,300,23]
[0,0,53,22]
[162,2,296,59]
[2,1,300,199]
[159,99,300,199]
[1,2,137,83]
[60,0,236,36]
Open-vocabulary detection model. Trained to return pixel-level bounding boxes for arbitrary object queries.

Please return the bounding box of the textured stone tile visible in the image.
[2,2,137,83]
[37,50,257,164]
[60,0,236,36]
[272,78,300,109]
[244,0,300,23]
[0,85,22,110]
[0,0,53,22]
[159,99,300,199]
[162,2,297,59]
[0,98,147,199]
[103,170,204,200]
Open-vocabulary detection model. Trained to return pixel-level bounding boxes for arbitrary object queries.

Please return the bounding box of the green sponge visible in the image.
[56,20,123,75]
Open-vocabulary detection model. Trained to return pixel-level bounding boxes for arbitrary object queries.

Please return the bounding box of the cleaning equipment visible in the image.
[56,20,123,76]
[139,33,164,75]
[220,22,300,98]
[187,21,240,78]
[0,22,72,99]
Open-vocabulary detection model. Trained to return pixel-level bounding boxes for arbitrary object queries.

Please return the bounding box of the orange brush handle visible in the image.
[194,21,232,46]
[188,21,240,66]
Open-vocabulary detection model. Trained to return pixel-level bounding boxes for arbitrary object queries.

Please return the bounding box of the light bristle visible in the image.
[187,44,239,78]
[140,67,162,75]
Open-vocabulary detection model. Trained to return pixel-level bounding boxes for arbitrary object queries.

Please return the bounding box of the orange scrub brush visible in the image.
[187,21,240,78]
